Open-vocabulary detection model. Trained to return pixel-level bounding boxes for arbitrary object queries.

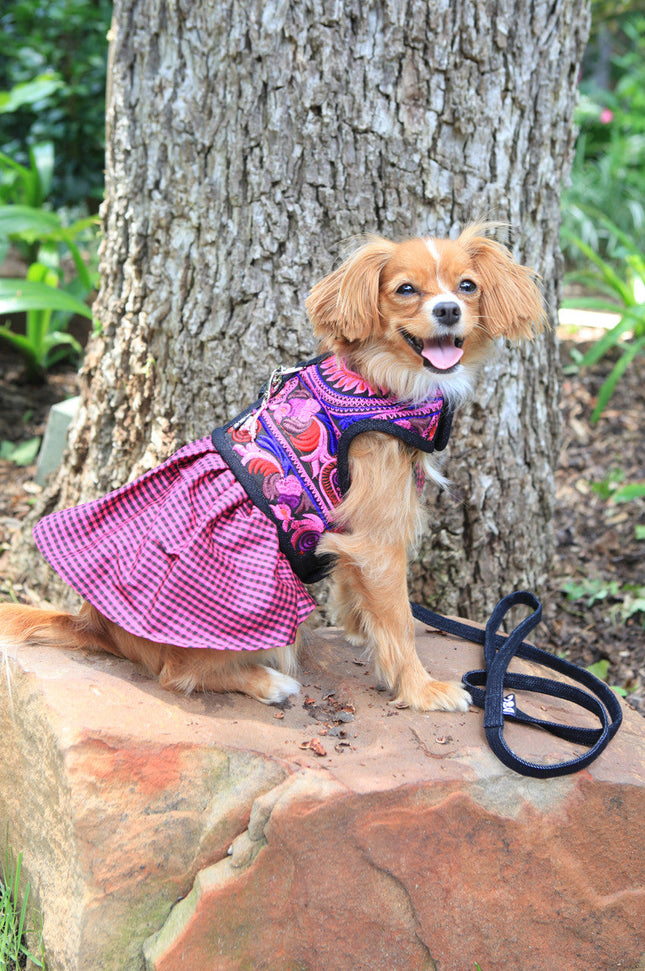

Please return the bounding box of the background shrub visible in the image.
[562,3,645,267]
[0,0,112,210]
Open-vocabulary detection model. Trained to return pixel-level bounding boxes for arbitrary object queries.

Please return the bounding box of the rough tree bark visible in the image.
[14,0,590,619]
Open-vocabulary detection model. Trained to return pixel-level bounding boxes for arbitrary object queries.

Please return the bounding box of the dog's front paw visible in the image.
[391,677,471,713]
[344,629,369,649]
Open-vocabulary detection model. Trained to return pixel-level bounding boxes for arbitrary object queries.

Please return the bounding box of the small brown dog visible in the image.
[0,225,545,711]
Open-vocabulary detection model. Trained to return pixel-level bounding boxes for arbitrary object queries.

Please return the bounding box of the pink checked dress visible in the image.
[33,436,317,651]
[33,356,452,653]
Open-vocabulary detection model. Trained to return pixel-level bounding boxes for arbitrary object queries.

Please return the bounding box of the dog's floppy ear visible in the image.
[459,226,547,340]
[306,238,396,344]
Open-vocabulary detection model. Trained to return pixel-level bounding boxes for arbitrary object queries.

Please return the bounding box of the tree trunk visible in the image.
[14,0,590,619]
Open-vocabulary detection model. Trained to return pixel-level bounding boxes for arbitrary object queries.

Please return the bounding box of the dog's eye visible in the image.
[458,279,477,293]
[396,283,418,295]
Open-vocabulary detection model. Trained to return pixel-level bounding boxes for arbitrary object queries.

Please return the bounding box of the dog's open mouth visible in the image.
[401,330,465,372]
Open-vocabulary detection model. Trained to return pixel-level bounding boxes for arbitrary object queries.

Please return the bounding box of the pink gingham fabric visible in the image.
[33,436,317,651]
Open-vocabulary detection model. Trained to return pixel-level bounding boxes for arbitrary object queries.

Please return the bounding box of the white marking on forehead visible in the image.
[424,237,440,261]
[424,237,448,292]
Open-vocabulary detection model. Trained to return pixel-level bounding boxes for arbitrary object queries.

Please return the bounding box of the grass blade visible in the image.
[577,308,645,368]
[591,334,645,422]
[561,227,635,305]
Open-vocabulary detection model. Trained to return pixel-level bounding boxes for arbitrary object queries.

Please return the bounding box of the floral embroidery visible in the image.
[230,378,332,556]
[217,355,449,577]
[319,355,376,395]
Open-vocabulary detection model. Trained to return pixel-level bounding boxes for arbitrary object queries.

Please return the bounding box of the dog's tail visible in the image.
[0,602,123,657]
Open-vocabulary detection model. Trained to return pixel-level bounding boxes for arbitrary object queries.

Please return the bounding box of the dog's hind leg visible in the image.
[90,607,302,704]
[151,644,301,704]
[0,601,300,705]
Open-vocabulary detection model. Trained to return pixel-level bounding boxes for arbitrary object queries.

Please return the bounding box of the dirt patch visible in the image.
[544,330,644,714]
[0,352,78,556]
[1,335,643,713]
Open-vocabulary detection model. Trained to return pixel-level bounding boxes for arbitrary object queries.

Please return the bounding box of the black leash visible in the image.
[411,591,623,778]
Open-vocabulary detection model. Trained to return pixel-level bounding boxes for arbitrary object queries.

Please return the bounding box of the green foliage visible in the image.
[0,0,112,207]
[585,658,629,696]
[0,204,99,278]
[0,436,41,467]
[0,141,55,213]
[0,266,91,381]
[560,12,645,419]
[562,577,621,608]
[0,74,63,117]
[590,469,645,543]
[0,4,106,380]
[0,201,98,380]
[562,213,645,421]
[0,848,45,968]
[562,576,645,630]
[592,467,645,503]
[613,482,645,502]
[591,466,626,500]
[586,657,611,681]
[562,13,645,263]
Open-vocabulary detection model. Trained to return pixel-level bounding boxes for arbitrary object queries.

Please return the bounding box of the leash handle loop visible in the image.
[410,592,622,778]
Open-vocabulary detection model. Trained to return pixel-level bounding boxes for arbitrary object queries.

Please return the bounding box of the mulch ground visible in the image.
[1,332,643,714]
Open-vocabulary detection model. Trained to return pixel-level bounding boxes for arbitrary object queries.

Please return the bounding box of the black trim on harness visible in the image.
[335,396,454,495]
[411,591,623,778]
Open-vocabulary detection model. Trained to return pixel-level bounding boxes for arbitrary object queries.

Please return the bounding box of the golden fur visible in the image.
[0,225,545,711]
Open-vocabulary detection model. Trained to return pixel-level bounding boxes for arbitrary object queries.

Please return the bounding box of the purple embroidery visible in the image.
[225,356,445,563]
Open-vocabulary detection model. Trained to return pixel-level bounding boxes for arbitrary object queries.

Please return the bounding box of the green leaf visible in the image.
[0,438,41,467]
[575,317,639,369]
[612,482,645,503]
[623,597,645,620]
[0,152,31,181]
[0,205,62,240]
[0,279,93,319]
[61,235,94,293]
[29,143,55,205]
[43,331,82,356]
[559,296,623,313]
[589,208,645,264]
[26,262,59,289]
[592,467,624,500]
[0,326,39,359]
[65,215,100,237]
[0,75,63,115]
[586,659,610,682]
[561,578,620,606]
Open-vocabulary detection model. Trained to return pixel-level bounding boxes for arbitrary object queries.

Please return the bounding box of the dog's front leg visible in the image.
[321,532,470,711]
[318,433,471,713]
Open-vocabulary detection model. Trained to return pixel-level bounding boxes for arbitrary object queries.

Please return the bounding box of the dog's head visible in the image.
[306,224,546,401]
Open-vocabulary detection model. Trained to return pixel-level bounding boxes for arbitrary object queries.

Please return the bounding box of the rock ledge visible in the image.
[0,624,643,971]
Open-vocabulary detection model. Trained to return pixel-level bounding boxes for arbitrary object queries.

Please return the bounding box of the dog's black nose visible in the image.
[433,302,462,326]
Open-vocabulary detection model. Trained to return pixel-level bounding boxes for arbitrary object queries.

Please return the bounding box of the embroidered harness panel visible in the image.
[212,355,452,582]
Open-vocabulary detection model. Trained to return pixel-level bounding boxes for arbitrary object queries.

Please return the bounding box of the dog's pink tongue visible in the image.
[422,339,464,370]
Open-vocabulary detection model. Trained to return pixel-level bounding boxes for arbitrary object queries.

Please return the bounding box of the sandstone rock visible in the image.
[0,623,643,971]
